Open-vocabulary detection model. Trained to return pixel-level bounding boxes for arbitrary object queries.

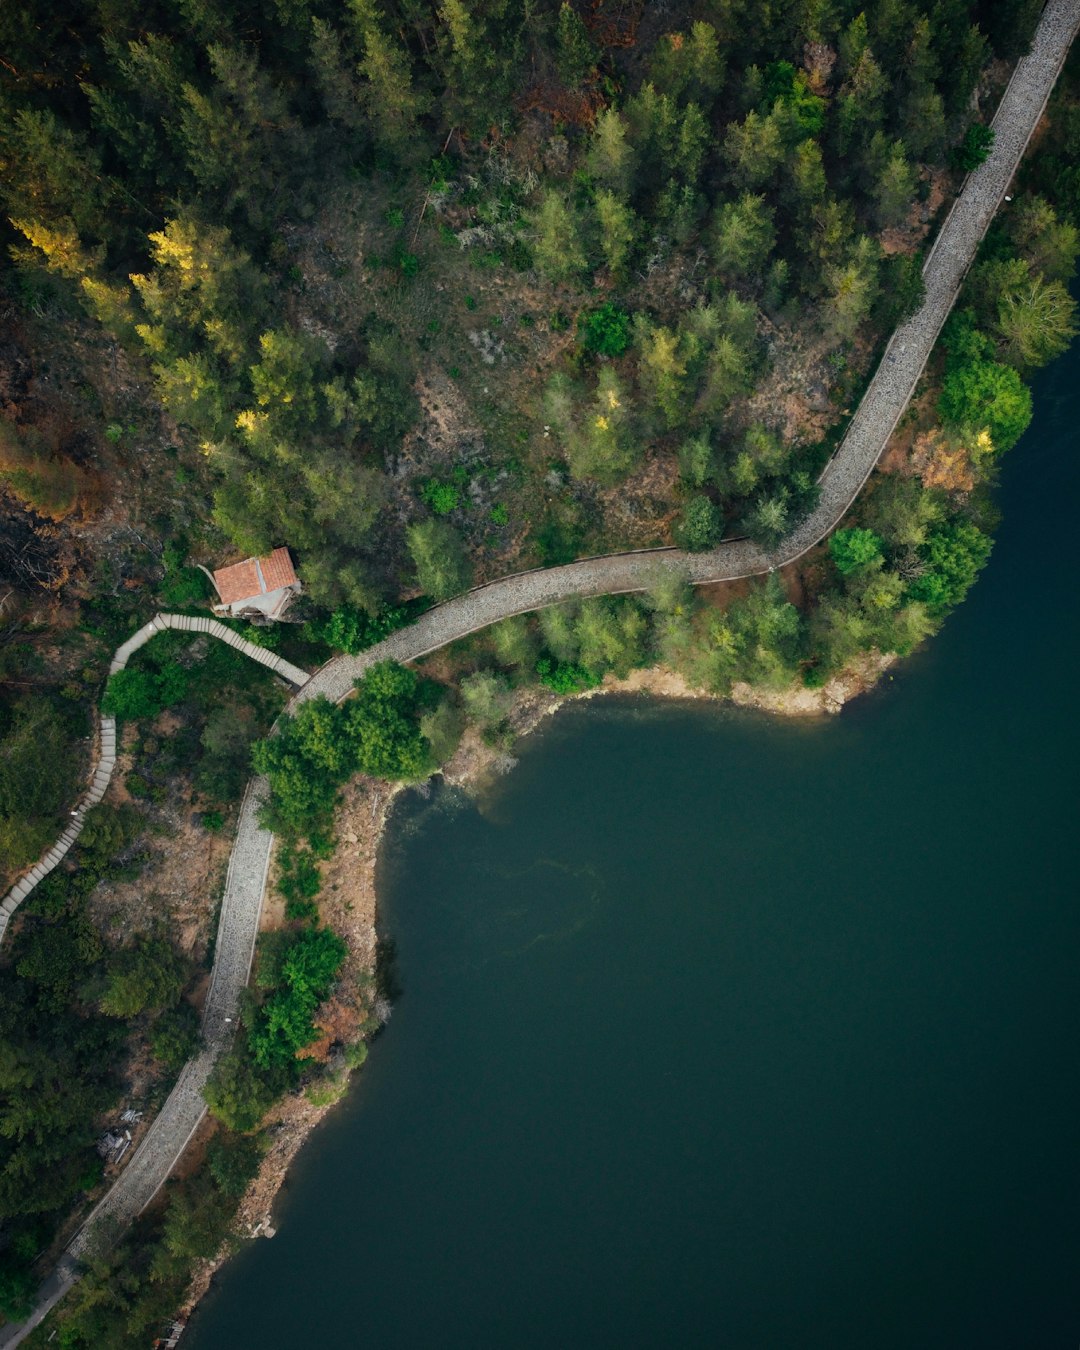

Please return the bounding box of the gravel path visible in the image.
[2,5,1076,1342]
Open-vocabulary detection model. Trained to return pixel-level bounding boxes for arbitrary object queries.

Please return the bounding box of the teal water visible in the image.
[188,344,1080,1350]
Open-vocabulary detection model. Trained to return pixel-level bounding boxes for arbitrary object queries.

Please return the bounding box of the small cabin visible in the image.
[210,547,301,620]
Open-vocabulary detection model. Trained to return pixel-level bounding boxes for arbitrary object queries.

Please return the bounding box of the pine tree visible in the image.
[555,3,595,87]
[635,320,688,429]
[594,191,636,278]
[531,192,587,281]
[309,18,367,131]
[586,110,636,199]
[821,235,880,340]
[649,22,725,108]
[711,193,776,282]
[355,14,429,153]
[722,110,784,191]
[872,139,915,229]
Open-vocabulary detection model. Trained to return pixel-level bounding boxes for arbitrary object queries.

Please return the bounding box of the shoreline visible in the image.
[179,650,894,1317]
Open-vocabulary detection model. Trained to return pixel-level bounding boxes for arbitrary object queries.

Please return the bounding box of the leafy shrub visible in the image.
[578,302,632,357]
[278,844,322,921]
[204,1040,279,1132]
[908,521,993,612]
[952,123,994,172]
[939,355,1032,451]
[829,527,884,574]
[536,657,601,694]
[207,1132,264,1199]
[674,495,723,551]
[159,544,210,607]
[250,926,346,1069]
[102,665,188,720]
[421,480,461,515]
[253,662,433,838]
[151,1002,201,1069]
[311,597,428,656]
[345,661,432,780]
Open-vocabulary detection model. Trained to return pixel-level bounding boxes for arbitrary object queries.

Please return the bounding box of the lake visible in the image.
[187,339,1080,1350]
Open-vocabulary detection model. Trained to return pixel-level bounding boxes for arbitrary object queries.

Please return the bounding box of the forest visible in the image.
[1,0,1079,1342]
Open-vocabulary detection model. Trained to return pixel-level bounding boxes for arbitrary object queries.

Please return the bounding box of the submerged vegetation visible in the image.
[0,0,1078,1339]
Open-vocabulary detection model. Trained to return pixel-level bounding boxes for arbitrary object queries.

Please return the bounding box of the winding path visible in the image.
[2,1,1076,1340]
[0,614,308,944]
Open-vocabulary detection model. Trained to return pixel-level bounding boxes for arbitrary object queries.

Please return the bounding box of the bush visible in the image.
[674,495,723,551]
[252,698,351,836]
[829,527,884,574]
[952,123,994,172]
[406,519,473,600]
[536,657,601,694]
[491,614,539,668]
[278,844,322,921]
[0,694,78,871]
[102,665,188,720]
[159,544,210,607]
[908,521,993,612]
[459,672,514,727]
[0,1257,36,1322]
[312,598,428,656]
[204,1041,278,1132]
[207,1132,264,1199]
[421,480,461,515]
[346,661,433,780]
[151,1002,201,1069]
[100,939,188,1019]
[254,663,432,838]
[419,699,465,765]
[250,926,346,1070]
[578,303,632,357]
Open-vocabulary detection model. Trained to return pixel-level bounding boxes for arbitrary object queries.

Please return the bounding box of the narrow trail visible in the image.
[0,614,308,943]
[2,2,1076,1340]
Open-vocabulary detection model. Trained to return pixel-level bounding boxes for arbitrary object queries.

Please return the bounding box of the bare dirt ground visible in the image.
[88,720,232,961]
[747,321,844,447]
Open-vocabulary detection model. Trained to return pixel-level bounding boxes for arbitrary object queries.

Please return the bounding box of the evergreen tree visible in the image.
[594,191,636,278]
[586,109,636,198]
[531,191,588,281]
[723,110,784,191]
[711,193,776,282]
[555,3,596,87]
[872,138,916,229]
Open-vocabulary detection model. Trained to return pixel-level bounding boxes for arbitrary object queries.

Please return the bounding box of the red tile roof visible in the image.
[213,547,297,606]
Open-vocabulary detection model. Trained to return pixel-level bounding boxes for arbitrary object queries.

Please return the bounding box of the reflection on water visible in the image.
[387,784,608,973]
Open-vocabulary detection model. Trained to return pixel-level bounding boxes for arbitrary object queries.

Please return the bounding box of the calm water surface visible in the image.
[189,345,1080,1349]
